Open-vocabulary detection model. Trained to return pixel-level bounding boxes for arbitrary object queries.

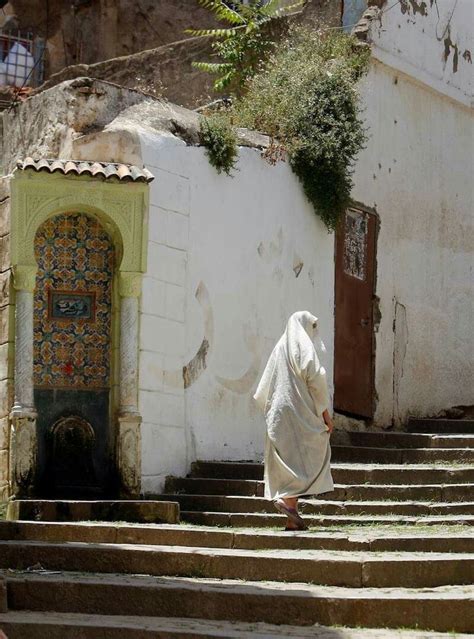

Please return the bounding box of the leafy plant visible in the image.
[199,113,238,175]
[234,26,371,230]
[188,0,304,93]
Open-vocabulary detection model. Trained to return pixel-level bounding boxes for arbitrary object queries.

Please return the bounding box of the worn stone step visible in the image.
[7,500,180,524]
[165,477,474,502]
[407,419,474,434]
[189,461,474,485]
[2,612,472,639]
[190,461,264,480]
[6,540,474,588]
[4,571,474,633]
[158,494,474,517]
[3,540,474,588]
[2,521,474,554]
[331,446,474,464]
[331,431,474,449]
[166,477,263,497]
[182,511,474,528]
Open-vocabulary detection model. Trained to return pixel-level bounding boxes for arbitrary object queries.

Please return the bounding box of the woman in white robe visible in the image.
[254,311,334,530]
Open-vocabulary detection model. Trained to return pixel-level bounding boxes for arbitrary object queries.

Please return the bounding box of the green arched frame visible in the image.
[11,169,149,292]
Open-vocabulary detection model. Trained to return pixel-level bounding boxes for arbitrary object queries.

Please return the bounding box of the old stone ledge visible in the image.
[1,77,270,176]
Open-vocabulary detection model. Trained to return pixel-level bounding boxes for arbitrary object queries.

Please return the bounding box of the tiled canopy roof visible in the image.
[17,158,155,183]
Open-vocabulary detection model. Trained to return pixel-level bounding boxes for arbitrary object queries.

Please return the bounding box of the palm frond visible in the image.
[264,0,305,19]
[193,61,234,74]
[186,27,238,38]
[257,0,280,16]
[197,0,246,25]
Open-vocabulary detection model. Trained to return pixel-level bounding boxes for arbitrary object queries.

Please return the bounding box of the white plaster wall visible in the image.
[354,59,473,426]
[138,133,334,492]
[370,0,472,106]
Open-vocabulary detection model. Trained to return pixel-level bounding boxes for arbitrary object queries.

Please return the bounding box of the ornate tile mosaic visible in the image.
[33,213,114,389]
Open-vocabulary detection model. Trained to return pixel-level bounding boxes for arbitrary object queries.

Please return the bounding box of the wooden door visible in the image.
[334,208,377,418]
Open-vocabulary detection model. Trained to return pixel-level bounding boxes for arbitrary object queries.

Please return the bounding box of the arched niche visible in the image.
[9,168,150,498]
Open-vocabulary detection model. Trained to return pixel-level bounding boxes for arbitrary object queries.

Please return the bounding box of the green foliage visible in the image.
[188,0,304,93]
[199,113,238,176]
[234,27,371,230]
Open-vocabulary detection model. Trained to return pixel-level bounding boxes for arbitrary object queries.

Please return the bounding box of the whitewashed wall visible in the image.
[352,1,474,427]
[369,0,472,107]
[138,134,334,493]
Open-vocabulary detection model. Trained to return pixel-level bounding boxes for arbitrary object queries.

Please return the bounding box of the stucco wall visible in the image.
[354,59,473,426]
[370,0,472,106]
[138,134,334,493]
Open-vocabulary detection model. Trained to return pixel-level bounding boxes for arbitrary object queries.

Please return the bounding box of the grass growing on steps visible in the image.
[0,503,6,520]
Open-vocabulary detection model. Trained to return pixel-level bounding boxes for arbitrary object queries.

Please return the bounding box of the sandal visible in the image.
[274,499,306,528]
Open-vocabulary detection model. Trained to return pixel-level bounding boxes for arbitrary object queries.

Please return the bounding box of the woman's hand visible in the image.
[322,409,334,435]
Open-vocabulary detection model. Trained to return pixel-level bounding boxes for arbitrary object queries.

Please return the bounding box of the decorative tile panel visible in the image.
[33,213,114,389]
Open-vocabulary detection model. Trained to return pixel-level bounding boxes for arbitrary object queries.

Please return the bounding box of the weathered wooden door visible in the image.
[334,208,377,418]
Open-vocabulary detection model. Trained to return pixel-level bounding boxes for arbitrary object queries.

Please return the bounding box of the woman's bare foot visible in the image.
[282,497,298,510]
[285,498,297,529]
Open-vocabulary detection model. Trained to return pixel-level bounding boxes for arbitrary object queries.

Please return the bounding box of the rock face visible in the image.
[5,0,221,77]
[4,0,343,107]
[36,36,219,109]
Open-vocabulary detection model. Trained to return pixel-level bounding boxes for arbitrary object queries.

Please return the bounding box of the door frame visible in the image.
[334,201,380,420]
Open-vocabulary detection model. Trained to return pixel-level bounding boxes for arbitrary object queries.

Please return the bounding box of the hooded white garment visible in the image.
[254,311,333,500]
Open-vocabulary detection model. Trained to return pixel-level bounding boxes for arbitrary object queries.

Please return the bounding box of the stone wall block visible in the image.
[0,416,8,450]
[0,481,8,501]
[141,277,166,317]
[0,449,8,482]
[0,200,9,238]
[147,244,186,287]
[166,211,189,251]
[149,171,190,216]
[0,305,11,346]
[0,343,10,381]
[165,283,185,323]
[0,272,11,308]
[0,380,13,418]
[0,235,9,273]
[0,177,10,201]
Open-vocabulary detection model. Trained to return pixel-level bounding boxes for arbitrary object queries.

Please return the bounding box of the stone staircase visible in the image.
[0,420,473,637]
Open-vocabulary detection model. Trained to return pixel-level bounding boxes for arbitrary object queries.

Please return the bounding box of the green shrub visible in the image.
[235,27,370,231]
[199,114,238,176]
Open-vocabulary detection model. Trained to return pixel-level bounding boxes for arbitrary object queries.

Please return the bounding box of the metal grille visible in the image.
[0,29,45,89]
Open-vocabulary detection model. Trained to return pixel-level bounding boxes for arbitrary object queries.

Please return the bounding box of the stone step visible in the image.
[407,419,474,434]
[165,477,474,502]
[2,521,474,553]
[182,511,474,528]
[189,461,474,484]
[158,494,474,517]
[3,540,474,588]
[331,431,474,449]
[4,571,474,633]
[7,500,180,524]
[2,612,471,639]
[331,446,474,464]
